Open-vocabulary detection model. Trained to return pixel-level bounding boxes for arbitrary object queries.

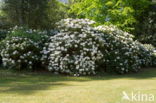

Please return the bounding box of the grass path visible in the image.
[0,68,156,103]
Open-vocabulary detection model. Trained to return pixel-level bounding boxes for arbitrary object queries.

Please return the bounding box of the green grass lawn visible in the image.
[0,68,156,103]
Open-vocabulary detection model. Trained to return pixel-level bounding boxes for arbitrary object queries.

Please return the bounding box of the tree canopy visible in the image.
[69,0,151,32]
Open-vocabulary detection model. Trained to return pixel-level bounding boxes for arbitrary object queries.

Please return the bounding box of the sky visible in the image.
[59,0,68,3]
[0,0,1,4]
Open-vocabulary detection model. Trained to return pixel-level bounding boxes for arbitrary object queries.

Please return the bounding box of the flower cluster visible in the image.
[136,44,155,67]
[141,44,156,67]
[0,37,41,70]
[42,18,104,76]
[95,25,134,39]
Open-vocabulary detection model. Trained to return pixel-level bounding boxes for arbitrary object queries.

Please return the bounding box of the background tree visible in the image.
[69,0,151,32]
[2,0,48,29]
[47,0,68,29]
[135,2,156,47]
[1,0,67,29]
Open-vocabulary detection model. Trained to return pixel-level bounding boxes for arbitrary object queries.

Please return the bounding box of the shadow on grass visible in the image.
[0,67,156,95]
[0,83,70,95]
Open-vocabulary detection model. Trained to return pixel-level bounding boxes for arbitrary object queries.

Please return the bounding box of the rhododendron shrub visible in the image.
[96,25,141,73]
[0,32,46,70]
[41,19,105,76]
[97,25,156,72]
[0,37,42,70]
[0,27,49,70]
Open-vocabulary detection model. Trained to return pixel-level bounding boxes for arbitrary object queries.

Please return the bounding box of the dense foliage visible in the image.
[69,0,150,32]
[7,26,48,42]
[152,52,156,66]
[0,29,7,41]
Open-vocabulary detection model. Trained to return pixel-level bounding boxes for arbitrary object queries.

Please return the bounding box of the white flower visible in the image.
[117,57,120,59]
[121,68,125,71]
[29,61,32,64]
[17,60,21,63]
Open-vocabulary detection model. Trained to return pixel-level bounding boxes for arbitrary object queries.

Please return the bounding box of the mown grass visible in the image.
[0,68,156,103]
